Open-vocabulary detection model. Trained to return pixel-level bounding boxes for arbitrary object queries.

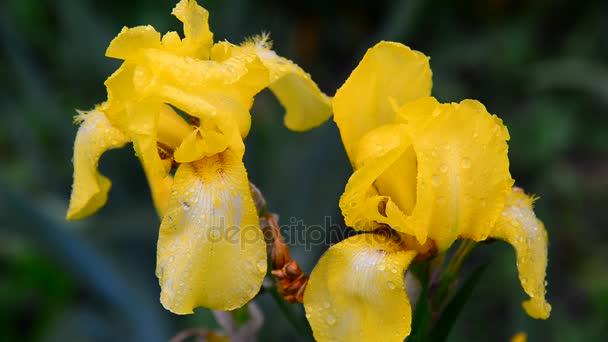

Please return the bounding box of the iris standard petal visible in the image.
[171,0,214,59]
[134,48,268,138]
[396,97,514,247]
[489,188,551,319]
[66,109,129,220]
[304,234,417,342]
[156,148,267,313]
[333,41,432,161]
[105,26,162,61]
[339,124,418,236]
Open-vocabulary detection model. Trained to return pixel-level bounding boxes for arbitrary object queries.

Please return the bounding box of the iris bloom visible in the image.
[66,0,331,314]
[304,42,551,341]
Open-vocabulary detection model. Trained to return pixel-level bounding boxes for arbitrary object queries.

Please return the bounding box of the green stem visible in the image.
[266,286,311,338]
[432,240,478,309]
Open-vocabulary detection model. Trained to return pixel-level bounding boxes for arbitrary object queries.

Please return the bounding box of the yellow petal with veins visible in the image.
[339,124,418,236]
[333,41,432,161]
[304,234,417,342]
[396,97,514,247]
[66,109,129,220]
[489,188,551,319]
[156,148,266,313]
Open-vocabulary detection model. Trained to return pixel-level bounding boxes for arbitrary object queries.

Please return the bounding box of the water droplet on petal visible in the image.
[440,164,448,173]
[461,158,471,169]
[387,281,396,290]
[326,314,336,325]
[323,301,330,308]
[256,259,266,273]
[377,264,386,271]
[431,175,441,187]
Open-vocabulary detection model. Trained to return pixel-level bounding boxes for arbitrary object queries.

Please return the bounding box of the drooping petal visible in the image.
[156,148,267,313]
[171,0,214,59]
[266,58,332,132]
[339,124,418,236]
[66,109,130,220]
[212,38,332,132]
[396,97,514,247]
[489,188,551,319]
[133,133,174,218]
[333,41,432,161]
[304,234,417,342]
[242,36,332,131]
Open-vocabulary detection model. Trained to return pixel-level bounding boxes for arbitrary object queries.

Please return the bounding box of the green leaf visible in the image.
[430,263,488,342]
[409,262,431,342]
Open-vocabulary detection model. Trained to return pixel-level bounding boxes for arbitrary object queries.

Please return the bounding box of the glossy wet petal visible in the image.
[396,97,514,247]
[489,188,551,319]
[333,41,432,160]
[156,148,266,313]
[339,124,418,236]
[304,234,417,342]
[66,109,129,220]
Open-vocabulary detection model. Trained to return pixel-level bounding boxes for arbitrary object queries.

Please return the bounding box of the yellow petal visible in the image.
[333,41,432,161]
[135,48,268,138]
[133,133,173,218]
[102,63,137,131]
[241,35,332,131]
[490,188,551,319]
[173,129,205,163]
[156,148,266,313]
[106,0,213,61]
[66,109,129,220]
[396,97,514,247]
[106,25,161,60]
[339,124,418,236]
[171,0,214,59]
[173,116,244,163]
[304,234,417,342]
[511,332,527,342]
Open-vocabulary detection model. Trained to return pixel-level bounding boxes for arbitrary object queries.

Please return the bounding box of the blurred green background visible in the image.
[1,0,607,341]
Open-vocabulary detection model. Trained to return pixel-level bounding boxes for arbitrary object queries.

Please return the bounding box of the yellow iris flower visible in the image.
[303,42,551,341]
[66,0,331,314]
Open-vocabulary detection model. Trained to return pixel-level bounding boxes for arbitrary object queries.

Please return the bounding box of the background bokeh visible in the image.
[1,0,607,341]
